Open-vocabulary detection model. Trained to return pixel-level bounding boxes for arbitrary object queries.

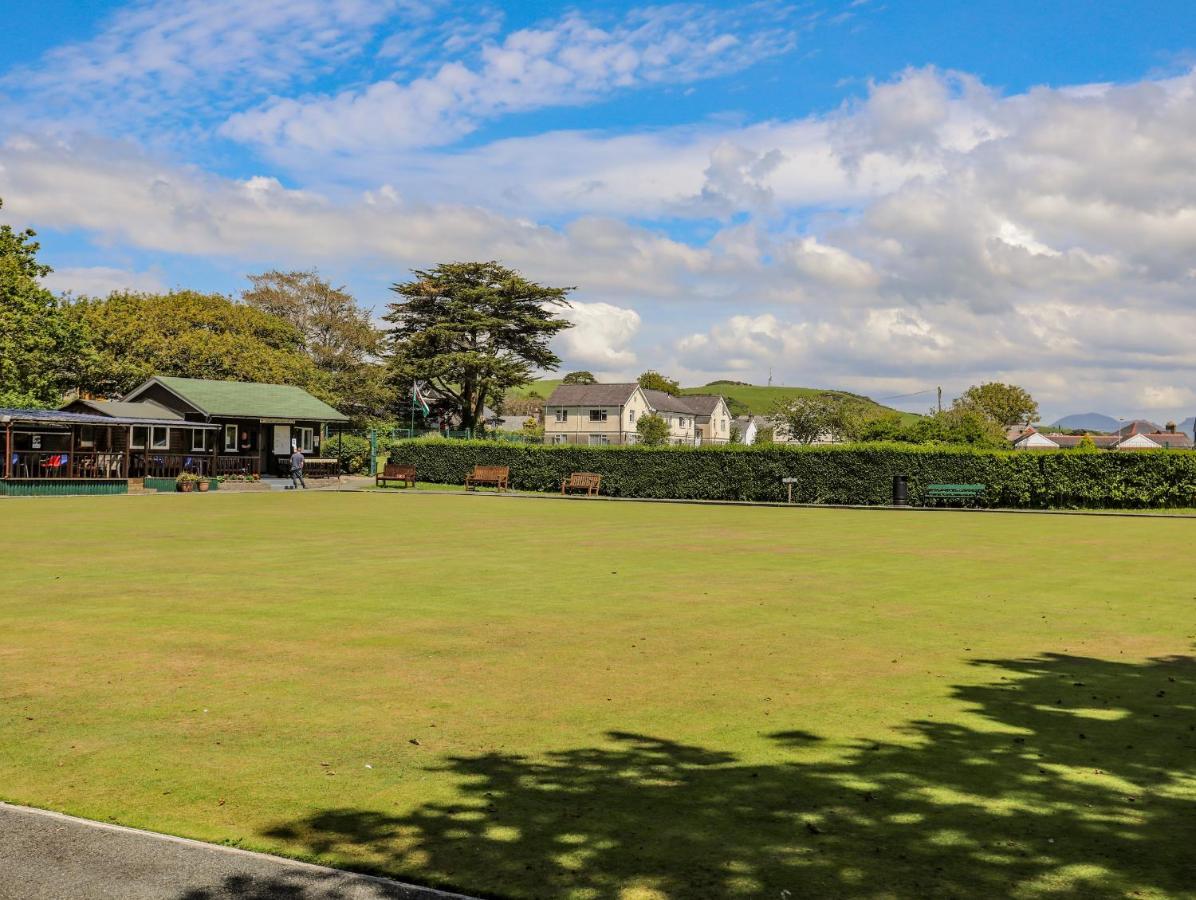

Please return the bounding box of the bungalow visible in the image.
[113,376,349,476]
[543,383,732,446]
[1009,421,1194,451]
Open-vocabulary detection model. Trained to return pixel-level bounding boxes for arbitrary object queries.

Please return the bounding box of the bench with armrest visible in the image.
[465,465,509,492]
[926,483,986,505]
[561,472,602,497]
[377,463,416,488]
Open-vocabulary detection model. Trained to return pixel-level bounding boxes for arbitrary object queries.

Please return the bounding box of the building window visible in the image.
[151,427,170,450]
[589,409,608,422]
[551,434,568,445]
[588,434,610,446]
[79,426,95,448]
[191,429,212,452]
[299,427,314,453]
[721,418,727,431]
[224,424,238,452]
[629,410,637,423]
[554,408,568,423]
[130,426,148,449]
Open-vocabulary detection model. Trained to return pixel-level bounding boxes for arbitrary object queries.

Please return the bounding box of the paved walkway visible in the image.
[0,803,473,900]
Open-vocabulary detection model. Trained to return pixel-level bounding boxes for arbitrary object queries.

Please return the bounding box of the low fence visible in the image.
[384,440,1196,509]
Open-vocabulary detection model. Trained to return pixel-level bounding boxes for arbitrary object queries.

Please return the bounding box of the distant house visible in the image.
[1009,421,1193,451]
[112,376,347,475]
[733,415,763,445]
[1008,427,1061,450]
[543,383,731,446]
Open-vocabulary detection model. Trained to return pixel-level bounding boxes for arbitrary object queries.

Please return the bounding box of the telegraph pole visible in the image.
[937,386,942,413]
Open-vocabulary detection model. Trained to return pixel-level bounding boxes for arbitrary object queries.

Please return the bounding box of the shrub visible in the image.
[386,440,1196,509]
[636,413,670,446]
[321,432,372,474]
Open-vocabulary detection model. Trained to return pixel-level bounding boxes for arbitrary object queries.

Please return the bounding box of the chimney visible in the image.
[1166,421,1177,434]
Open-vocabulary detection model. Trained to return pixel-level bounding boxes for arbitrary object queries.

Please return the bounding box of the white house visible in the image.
[543,383,732,446]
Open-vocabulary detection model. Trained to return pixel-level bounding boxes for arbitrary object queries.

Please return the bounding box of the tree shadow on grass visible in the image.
[252,653,1196,899]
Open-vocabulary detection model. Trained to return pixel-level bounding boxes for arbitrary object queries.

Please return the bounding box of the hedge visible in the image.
[386,440,1196,509]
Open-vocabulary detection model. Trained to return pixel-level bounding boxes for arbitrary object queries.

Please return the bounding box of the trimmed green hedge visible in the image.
[386,440,1196,509]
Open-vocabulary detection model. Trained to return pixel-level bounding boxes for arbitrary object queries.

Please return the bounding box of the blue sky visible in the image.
[3,1,1196,420]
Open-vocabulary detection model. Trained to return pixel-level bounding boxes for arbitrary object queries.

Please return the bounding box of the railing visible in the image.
[130,453,212,478]
[5,451,128,479]
[215,455,261,476]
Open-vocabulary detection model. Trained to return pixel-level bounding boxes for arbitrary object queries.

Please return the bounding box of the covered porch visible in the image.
[1,408,221,495]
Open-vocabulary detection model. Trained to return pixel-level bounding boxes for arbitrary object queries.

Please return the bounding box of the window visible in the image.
[721,418,727,431]
[299,427,314,453]
[554,408,568,423]
[130,426,148,449]
[629,410,637,423]
[79,426,95,448]
[588,434,610,446]
[224,424,238,452]
[551,434,568,445]
[589,409,608,422]
[191,429,212,452]
[151,426,169,450]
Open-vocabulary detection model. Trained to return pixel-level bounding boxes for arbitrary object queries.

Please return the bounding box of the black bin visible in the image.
[892,475,909,506]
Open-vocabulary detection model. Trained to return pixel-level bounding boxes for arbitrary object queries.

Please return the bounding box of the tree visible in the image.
[562,371,597,385]
[385,262,573,431]
[638,371,681,394]
[767,393,865,445]
[729,423,742,444]
[910,406,1008,448]
[954,382,1039,427]
[0,198,86,407]
[1075,433,1098,453]
[68,290,319,397]
[242,269,393,424]
[636,412,670,446]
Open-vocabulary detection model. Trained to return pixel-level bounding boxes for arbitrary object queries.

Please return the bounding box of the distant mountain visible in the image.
[1180,417,1195,439]
[1051,412,1120,433]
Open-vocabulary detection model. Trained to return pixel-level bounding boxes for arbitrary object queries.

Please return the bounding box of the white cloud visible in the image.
[41,266,166,297]
[222,4,797,152]
[556,301,641,370]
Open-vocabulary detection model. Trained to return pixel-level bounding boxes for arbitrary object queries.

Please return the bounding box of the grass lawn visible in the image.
[2,493,1194,899]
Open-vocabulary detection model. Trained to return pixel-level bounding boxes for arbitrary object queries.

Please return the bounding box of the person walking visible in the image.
[289,445,306,490]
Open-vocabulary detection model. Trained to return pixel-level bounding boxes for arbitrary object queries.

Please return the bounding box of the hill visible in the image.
[510,378,920,423]
[1051,412,1121,432]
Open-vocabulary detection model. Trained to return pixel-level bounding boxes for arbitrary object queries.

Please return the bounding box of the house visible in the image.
[1009,427,1061,450]
[113,376,349,475]
[733,415,762,445]
[1008,421,1194,451]
[542,383,731,446]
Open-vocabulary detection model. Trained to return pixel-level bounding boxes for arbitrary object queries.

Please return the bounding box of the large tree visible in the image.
[0,198,86,407]
[562,371,597,385]
[638,370,681,394]
[385,262,573,431]
[242,269,393,423]
[768,393,870,444]
[68,290,319,397]
[953,382,1039,427]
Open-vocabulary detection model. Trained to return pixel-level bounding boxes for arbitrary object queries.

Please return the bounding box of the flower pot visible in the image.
[198,480,210,492]
[179,482,194,493]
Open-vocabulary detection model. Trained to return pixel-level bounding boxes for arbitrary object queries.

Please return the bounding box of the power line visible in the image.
[877,388,934,402]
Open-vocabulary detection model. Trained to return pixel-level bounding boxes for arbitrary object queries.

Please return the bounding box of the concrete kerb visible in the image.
[0,801,478,900]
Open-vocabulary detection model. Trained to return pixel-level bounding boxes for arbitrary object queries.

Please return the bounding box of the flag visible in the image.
[412,381,431,416]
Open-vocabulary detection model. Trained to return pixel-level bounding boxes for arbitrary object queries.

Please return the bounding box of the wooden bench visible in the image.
[465,465,509,492]
[561,472,602,497]
[927,483,986,505]
[304,458,341,479]
[377,463,416,489]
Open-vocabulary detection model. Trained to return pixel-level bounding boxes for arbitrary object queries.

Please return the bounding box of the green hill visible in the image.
[511,378,920,423]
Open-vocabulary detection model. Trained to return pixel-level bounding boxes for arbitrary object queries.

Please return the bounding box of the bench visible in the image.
[303,458,341,479]
[465,465,509,492]
[377,463,416,489]
[926,483,986,505]
[561,472,602,497]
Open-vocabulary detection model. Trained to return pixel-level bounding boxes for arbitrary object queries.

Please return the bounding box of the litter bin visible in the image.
[892,475,909,506]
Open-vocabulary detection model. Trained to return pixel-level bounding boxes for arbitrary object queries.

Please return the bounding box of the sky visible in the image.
[3,1,1196,422]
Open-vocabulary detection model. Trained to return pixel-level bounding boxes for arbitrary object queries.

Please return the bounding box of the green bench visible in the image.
[926,483,986,505]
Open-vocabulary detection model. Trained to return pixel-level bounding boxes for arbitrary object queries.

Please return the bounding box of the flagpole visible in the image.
[410,379,416,438]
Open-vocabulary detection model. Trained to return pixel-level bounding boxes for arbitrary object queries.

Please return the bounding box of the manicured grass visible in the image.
[2,493,1194,898]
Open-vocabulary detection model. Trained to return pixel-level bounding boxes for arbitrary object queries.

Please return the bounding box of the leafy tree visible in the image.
[0,198,86,407]
[636,412,670,446]
[68,290,319,397]
[638,370,681,394]
[954,382,1039,427]
[910,406,1008,448]
[385,262,573,431]
[242,269,393,424]
[754,426,775,445]
[729,423,742,444]
[562,371,597,385]
[768,393,870,444]
[1075,433,1098,453]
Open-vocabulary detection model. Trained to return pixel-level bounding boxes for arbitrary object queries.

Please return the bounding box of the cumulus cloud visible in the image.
[556,301,642,370]
[40,266,166,297]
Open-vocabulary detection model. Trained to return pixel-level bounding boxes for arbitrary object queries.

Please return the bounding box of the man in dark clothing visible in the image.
[289,448,306,489]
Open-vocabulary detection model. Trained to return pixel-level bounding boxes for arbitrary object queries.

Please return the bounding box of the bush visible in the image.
[386,440,1196,509]
[321,432,372,474]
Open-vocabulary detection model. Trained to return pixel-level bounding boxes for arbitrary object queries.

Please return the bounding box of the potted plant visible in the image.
[176,472,199,493]
[197,477,210,492]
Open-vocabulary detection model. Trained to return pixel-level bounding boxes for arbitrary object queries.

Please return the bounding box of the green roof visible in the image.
[147,377,348,421]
